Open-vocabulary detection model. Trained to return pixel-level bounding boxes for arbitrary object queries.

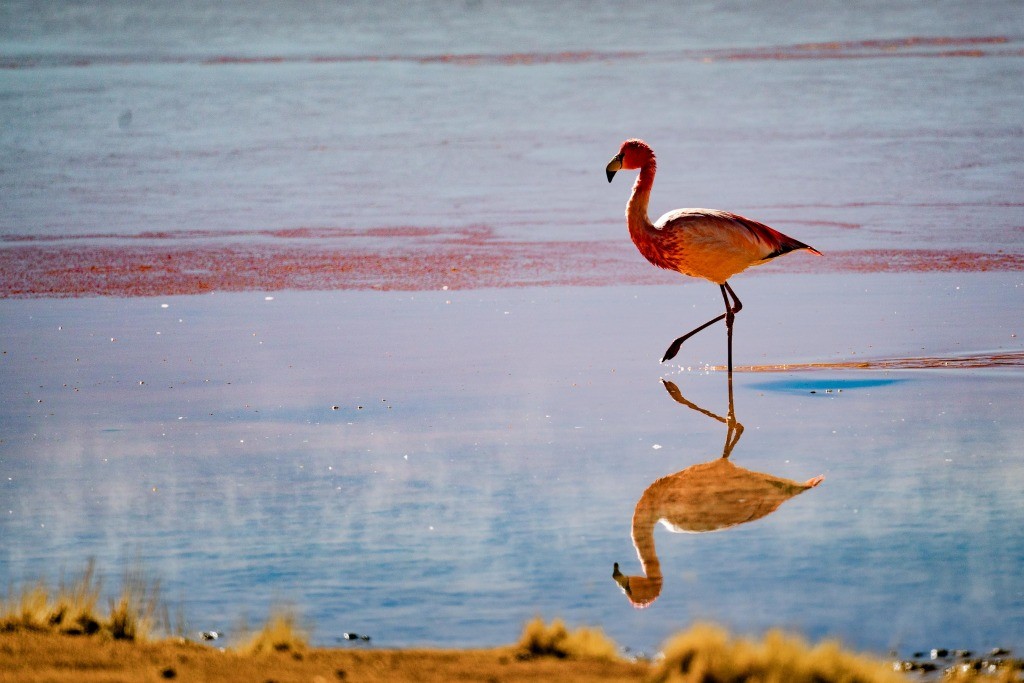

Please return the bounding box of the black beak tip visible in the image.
[606,170,616,183]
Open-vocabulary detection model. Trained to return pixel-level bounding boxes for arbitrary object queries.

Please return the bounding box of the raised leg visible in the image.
[661,312,725,363]
[723,282,742,317]
[661,282,743,365]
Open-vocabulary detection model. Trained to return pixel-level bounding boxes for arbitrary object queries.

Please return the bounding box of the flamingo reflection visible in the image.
[613,380,824,607]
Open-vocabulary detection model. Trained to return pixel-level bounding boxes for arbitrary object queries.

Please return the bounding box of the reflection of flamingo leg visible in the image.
[661,378,744,459]
[614,379,825,609]
[724,417,744,460]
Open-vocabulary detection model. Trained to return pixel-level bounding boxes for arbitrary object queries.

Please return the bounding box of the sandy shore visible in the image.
[0,630,647,683]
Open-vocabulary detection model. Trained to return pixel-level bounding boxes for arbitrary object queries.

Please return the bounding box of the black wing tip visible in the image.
[764,243,821,261]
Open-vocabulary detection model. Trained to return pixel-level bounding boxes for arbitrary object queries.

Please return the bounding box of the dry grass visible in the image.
[5,565,1020,682]
[1,560,101,636]
[105,565,163,641]
[651,622,907,683]
[0,629,648,683]
[1,560,162,641]
[515,617,622,661]
[233,607,309,656]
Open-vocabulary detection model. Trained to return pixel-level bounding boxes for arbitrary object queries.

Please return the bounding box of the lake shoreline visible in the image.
[0,630,648,682]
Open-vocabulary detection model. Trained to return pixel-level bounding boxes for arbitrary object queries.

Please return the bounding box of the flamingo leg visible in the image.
[722,282,742,377]
[661,313,726,363]
[661,378,744,459]
[661,283,744,365]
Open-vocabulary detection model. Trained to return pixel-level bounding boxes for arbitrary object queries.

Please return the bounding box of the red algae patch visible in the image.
[0,236,655,298]
[1,232,1022,298]
[800,249,1024,274]
[2,36,1018,70]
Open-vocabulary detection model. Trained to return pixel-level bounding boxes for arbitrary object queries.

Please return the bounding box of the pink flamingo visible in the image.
[606,139,821,371]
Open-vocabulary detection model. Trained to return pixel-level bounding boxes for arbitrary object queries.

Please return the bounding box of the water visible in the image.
[2,0,1024,657]
[2,1,1022,251]
[3,276,1023,653]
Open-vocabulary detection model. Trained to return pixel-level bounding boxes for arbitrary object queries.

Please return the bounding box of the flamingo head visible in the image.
[612,562,662,608]
[606,139,655,182]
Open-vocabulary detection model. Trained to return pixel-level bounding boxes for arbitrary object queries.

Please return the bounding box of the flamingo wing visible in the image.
[650,208,820,283]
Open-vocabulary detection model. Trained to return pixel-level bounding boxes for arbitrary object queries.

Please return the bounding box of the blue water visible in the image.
[2,0,1024,657]
[750,378,906,394]
[3,277,1024,654]
[2,1,1023,253]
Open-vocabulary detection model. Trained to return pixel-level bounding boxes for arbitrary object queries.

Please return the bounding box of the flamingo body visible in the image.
[644,207,817,285]
[606,138,820,366]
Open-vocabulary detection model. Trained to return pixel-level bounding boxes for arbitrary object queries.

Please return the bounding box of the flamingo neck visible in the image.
[633,159,656,195]
[627,163,656,234]
[626,162,665,266]
[631,506,663,579]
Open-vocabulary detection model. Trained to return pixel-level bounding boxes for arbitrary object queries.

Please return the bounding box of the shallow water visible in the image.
[2,0,1024,658]
[3,275,1023,653]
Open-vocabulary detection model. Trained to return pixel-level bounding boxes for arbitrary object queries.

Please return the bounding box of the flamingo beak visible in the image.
[612,563,629,590]
[606,154,623,183]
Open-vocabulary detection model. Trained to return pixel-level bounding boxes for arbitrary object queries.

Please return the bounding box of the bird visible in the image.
[606,139,821,371]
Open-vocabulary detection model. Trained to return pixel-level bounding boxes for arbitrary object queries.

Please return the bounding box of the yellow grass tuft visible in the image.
[516,617,621,662]
[1,561,102,635]
[106,564,162,641]
[1,580,51,632]
[650,622,906,683]
[1,559,161,641]
[233,607,309,656]
[51,560,103,635]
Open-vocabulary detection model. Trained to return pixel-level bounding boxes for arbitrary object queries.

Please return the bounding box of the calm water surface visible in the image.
[2,0,1023,657]
[3,276,1023,653]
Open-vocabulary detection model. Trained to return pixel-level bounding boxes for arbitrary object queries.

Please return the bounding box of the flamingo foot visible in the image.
[805,475,825,488]
[660,312,727,364]
[661,337,685,363]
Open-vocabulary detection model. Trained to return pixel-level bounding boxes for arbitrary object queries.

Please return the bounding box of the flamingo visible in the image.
[606,139,821,371]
